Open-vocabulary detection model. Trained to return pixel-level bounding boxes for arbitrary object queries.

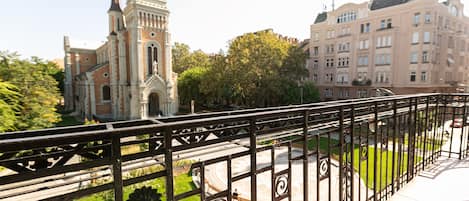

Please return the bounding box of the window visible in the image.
[313,60,319,68]
[414,13,420,25]
[313,74,318,82]
[421,71,427,82]
[313,47,319,56]
[102,86,111,101]
[147,43,159,76]
[326,45,334,54]
[357,90,368,98]
[361,23,370,33]
[387,19,392,28]
[314,32,319,41]
[423,32,431,43]
[337,11,357,23]
[448,36,454,49]
[425,13,431,23]
[410,72,416,82]
[375,54,391,65]
[357,72,368,80]
[338,57,349,67]
[380,20,386,29]
[412,32,419,44]
[358,56,369,66]
[378,36,392,47]
[337,74,349,84]
[410,52,419,63]
[324,88,333,97]
[422,51,429,63]
[360,40,369,49]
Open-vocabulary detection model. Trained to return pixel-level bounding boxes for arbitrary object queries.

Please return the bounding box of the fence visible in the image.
[1,94,468,201]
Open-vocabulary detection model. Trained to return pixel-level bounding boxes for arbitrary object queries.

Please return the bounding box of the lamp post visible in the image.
[298,80,304,104]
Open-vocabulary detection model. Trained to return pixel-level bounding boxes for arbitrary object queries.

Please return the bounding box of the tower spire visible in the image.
[109,0,122,12]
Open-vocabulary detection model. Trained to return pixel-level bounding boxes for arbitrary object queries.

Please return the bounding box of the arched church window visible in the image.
[147,43,159,76]
[103,86,111,101]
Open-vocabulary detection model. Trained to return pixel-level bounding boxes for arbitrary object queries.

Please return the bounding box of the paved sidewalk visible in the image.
[389,157,469,201]
[390,122,469,201]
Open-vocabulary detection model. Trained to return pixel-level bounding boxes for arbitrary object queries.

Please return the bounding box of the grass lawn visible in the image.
[402,134,443,151]
[306,138,419,191]
[56,115,82,127]
[77,172,198,201]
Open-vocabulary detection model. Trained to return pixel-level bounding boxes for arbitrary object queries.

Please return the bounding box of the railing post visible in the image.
[164,127,174,201]
[302,110,309,201]
[391,99,398,194]
[111,134,123,201]
[349,105,355,201]
[250,118,257,201]
[423,96,430,170]
[373,102,378,201]
[459,96,467,160]
[431,95,440,161]
[339,107,345,201]
[406,98,415,182]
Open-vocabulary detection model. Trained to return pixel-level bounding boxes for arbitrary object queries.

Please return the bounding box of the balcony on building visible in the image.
[2,94,469,201]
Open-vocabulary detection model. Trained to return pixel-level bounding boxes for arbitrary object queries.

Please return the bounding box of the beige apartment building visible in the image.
[309,0,469,101]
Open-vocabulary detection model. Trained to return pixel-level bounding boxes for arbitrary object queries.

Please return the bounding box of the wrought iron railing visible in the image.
[1,94,469,201]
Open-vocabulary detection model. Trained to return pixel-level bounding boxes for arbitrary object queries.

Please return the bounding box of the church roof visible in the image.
[314,12,328,24]
[86,62,109,73]
[69,39,105,50]
[370,0,410,10]
[77,62,110,79]
[109,0,122,12]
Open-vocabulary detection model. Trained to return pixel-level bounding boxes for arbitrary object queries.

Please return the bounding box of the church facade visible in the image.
[64,0,178,121]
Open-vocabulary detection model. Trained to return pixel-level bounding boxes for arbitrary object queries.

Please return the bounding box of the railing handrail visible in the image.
[0,93,440,151]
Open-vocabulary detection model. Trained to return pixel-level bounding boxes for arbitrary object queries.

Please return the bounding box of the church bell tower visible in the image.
[124,0,177,119]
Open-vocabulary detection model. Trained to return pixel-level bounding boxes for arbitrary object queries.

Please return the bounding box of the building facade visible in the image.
[309,0,469,100]
[64,0,178,120]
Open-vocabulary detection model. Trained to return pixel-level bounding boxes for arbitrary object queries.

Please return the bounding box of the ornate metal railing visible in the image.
[1,94,469,201]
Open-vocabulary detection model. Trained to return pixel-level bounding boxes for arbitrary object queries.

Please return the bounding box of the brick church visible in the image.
[64,0,178,121]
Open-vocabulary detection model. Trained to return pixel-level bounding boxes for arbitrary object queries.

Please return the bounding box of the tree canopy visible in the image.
[0,51,62,131]
[175,31,319,111]
[0,81,21,132]
[172,43,211,74]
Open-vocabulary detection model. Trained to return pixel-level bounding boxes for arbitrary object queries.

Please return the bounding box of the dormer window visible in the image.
[337,11,357,24]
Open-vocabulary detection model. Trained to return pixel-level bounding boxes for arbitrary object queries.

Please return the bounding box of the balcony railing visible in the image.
[352,79,372,86]
[1,94,469,201]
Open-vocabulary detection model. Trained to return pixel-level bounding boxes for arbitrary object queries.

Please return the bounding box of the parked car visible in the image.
[451,119,463,128]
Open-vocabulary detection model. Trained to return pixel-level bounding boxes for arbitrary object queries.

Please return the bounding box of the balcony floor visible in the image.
[389,156,469,201]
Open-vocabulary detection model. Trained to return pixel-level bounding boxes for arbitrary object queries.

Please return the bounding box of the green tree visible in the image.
[0,81,21,132]
[172,43,191,73]
[0,51,61,131]
[177,66,208,105]
[172,43,211,74]
[226,31,291,106]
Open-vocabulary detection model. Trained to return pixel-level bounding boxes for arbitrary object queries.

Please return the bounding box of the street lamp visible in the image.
[297,80,304,104]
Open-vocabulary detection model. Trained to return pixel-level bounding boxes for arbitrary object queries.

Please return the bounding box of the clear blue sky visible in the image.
[0,0,467,60]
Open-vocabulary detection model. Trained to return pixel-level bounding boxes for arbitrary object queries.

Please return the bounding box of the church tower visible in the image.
[108,0,128,120]
[124,0,178,119]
